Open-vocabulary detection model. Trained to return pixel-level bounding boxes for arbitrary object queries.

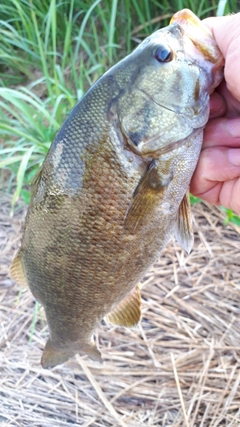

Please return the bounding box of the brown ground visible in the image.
[1,194,240,426]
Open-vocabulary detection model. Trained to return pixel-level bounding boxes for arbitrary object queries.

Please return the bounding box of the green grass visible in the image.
[0,0,239,223]
[221,208,240,227]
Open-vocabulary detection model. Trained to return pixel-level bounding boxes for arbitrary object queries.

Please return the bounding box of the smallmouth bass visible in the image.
[10,9,224,368]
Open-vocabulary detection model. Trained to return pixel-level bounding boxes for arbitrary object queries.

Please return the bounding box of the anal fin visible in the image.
[10,250,29,289]
[174,192,194,254]
[106,285,142,327]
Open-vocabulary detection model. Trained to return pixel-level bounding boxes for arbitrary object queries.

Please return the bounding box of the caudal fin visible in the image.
[41,338,101,369]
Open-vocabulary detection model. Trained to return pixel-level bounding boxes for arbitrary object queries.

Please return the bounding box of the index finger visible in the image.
[203,14,240,102]
[203,117,240,149]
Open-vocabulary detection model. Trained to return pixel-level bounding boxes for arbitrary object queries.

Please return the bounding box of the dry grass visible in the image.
[1,194,240,426]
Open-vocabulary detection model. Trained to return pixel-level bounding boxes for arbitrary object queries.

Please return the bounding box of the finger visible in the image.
[216,79,240,116]
[203,117,240,148]
[190,146,240,197]
[190,145,240,214]
[209,92,226,118]
[218,177,240,215]
[203,15,240,102]
[191,177,240,215]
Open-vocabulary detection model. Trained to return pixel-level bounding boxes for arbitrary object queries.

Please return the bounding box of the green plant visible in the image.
[221,207,240,227]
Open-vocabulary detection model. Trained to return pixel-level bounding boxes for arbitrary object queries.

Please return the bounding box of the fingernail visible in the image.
[225,118,240,137]
[228,148,240,165]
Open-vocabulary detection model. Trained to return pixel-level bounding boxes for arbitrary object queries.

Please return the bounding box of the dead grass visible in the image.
[1,194,240,426]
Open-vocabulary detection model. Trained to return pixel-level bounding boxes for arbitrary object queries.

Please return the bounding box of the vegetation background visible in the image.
[0,0,240,224]
[1,1,240,426]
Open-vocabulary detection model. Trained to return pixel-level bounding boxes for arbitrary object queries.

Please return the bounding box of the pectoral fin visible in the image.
[106,285,142,327]
[124,162,171,234]
[10,250,29,289]
[174,192,194,254]
[41,338,101,369]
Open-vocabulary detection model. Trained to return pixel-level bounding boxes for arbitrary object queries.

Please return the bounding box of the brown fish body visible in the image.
[11,10,224,368]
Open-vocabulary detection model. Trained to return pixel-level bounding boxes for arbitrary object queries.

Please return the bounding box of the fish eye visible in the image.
[154,45,172,63]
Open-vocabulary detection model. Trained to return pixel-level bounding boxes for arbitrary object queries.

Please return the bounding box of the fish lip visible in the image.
[169,10,224,95]
[170,9,224,67]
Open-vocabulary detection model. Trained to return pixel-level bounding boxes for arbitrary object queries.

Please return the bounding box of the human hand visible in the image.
[190,13,240,215]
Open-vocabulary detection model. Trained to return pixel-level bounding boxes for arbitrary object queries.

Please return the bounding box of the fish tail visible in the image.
[41,339,74,369]
[41,338,102,369]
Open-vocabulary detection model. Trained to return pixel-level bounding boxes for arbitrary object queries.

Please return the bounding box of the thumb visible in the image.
[203,14,240,102]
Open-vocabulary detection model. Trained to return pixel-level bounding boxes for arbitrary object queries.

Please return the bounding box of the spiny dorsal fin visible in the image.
[106,285,142,327]
[124,162,172,234]
[174,192,194,254]
[10,250,29,289]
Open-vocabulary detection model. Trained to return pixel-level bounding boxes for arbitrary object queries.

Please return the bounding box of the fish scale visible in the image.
[10,9,224,368]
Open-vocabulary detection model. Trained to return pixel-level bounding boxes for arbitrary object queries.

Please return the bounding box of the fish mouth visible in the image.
[170,9,224,92]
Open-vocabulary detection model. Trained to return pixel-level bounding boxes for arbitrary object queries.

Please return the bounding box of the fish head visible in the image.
[116,9,224,158]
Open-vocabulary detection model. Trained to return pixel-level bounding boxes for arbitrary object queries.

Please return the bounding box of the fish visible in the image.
[10,9,224,369]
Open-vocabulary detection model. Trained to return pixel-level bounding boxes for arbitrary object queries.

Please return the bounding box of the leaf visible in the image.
[189,194,201,205]
[21,189,31,204]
